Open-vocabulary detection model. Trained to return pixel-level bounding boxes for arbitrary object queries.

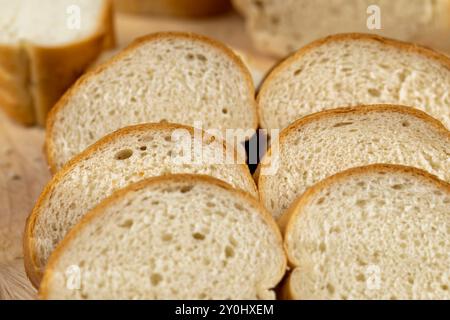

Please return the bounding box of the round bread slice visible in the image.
[46,31,258,172]
[283,164,450,300]
[258,105,450,220]
[39,174,286,300]
[257,33,450,132]
[24,123,258,288]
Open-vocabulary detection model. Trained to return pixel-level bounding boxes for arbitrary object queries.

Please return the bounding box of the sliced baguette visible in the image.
[46,32,258,172]
[283,164,450,300]
[0,0,115,126]
[39,174,286,300]
[25,122,257,288]
[258,105,450,220]
[257,33,450,132]
[234,0,450,57]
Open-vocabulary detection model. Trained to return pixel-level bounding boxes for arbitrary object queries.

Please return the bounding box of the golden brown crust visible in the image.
[256,32,450,130]
[256,104,450,213]
[0,44,34,125]
[114,0,231,17]
[39,174,286,299]
[24,122,258,288]
[281,164,450,299]
[45,31,258,172]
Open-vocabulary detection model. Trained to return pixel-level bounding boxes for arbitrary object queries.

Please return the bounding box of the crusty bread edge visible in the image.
[281,164,450,300]
[38,174,287,299]
[256,104,450,218]
[45,31,258,172]
[24,122,258,288]
[256,33,450,130]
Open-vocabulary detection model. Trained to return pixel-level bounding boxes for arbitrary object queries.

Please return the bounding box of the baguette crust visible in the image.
[257,104,450,220]
[24,122,258,288]
[257,33,450,130]
[0,45,34,124]
[38,174,286,299]
[45,31,258,173]
[0,0,115,126]
[114,0,231,17]
[281,164,450,299]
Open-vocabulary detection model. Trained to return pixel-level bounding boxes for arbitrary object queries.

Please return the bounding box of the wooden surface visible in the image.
[0,12,274,300]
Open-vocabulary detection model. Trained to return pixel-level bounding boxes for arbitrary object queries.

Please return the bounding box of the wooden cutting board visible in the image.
[0,12,274,300]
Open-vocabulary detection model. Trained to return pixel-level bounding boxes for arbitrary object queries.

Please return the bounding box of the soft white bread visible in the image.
[25,123,257,288]
[258,105,450,220]
[114,0,231,17]
[283,164,450,300]
[39,174,286,300]
[234,0,450,57]
[46,32,258,172]
[257,33,450,132]
[0,0,115,126]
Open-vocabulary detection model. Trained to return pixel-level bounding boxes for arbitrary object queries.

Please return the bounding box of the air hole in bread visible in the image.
[222,108,228,114]
[150,273,163,286]
[368,88,381,97]
[186,53,194,60]
[225,246,235,258]
[162,234,173,242]
[115,149,133,160]
[196,54,207,62]
[319,242,326,253]
[391,184,404,190]
[139,146,147,151]
[180,185,193,193]
[356,274,365,282]
[192,232,205,241]
[356,199,367,207]
[118,219,133,229]
[293,68,303,76]
[402,121,410,127]
[326,283,335,295]
[333,122,353,128]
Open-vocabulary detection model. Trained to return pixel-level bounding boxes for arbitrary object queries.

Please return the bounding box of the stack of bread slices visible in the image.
[24,31,450,300]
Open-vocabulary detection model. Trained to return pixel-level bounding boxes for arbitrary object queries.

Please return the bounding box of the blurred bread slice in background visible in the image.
[234,0,450,57]
[0,0,115,126]
[114,0,232,17]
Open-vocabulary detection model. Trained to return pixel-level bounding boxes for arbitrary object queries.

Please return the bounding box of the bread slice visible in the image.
[257,105,450,220]
[257,33,450,132]
[25,122,257,288]
[282,164,450,300]
[0,0,114,126]
[114,0,231,17]
[234,0,450,57]
[39,174,286,300]
[46,32,258,172]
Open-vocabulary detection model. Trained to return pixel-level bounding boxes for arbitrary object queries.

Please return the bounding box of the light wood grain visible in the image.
[0,12,272,300]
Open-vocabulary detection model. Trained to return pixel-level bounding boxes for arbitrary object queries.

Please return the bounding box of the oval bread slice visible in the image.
[24,123,257,288]
[257,33,450,132]
[258,105,450,219]
[46,31,258,172]
[39,174,286,300]
[283,164,450,300]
